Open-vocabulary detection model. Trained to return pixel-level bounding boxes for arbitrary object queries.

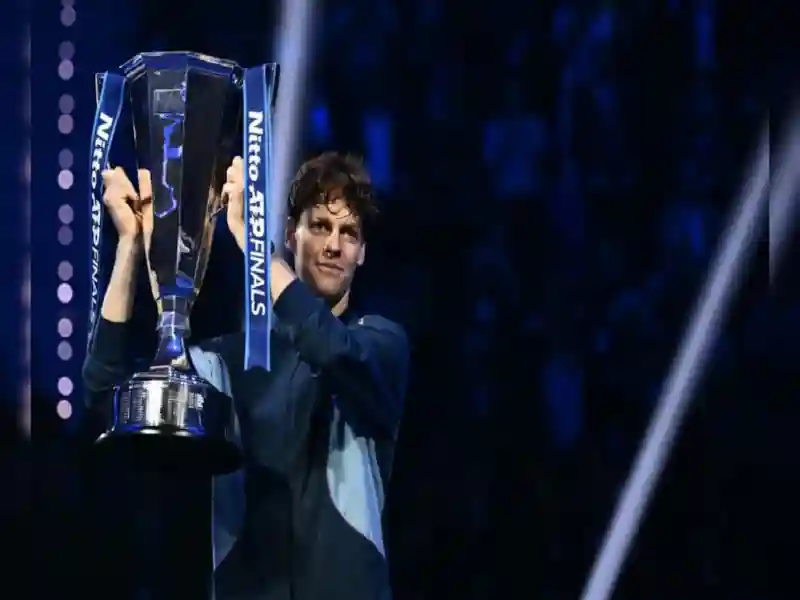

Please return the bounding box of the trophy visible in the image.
[87,52,279,475]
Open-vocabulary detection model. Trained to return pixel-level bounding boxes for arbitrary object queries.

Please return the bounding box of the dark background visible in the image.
[2,0,794,597]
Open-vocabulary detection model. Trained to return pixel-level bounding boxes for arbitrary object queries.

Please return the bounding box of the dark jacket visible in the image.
[83,279,410,600]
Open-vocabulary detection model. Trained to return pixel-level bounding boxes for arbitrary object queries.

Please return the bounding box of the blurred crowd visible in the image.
[17,1,788,598]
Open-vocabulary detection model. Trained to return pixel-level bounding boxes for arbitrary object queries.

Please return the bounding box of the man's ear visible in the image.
[356,242,366,267]
[285,217,297,254]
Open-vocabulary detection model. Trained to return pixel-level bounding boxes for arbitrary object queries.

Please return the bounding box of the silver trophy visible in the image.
[92,52,278,475]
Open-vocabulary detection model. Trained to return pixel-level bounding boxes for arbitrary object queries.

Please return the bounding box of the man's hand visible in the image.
[99,168,158,321]
[222,157,295,303]
[101,167,152,245]
[222,156,246,251]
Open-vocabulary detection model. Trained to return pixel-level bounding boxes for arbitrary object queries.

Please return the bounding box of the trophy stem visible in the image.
[153,297,192,370]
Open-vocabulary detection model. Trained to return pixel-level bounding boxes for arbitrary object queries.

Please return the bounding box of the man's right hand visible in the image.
[101,167,153,242]
[98,168,154,323]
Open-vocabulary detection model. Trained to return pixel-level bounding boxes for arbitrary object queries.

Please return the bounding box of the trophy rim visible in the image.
[120,367,209,387]
[120,51,245,83]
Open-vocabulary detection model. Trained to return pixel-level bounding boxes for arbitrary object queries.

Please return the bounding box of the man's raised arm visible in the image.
[271,259,410,439]
[82,167,151,411]
[81,237,141,409]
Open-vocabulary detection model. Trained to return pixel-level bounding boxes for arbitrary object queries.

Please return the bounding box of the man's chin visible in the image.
[298,267,349,301]
[306,278,346,303]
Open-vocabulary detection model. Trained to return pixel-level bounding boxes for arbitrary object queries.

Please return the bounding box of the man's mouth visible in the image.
[317,262,343,274]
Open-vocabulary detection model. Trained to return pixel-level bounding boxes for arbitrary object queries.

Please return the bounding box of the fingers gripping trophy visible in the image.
[87,52,279,475]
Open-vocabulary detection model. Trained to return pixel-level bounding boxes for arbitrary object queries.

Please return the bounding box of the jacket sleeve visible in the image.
[273,279,410,438]
[81,318,137,413]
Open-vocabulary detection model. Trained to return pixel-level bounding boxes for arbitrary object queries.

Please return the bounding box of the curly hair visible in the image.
[287,152,378,237]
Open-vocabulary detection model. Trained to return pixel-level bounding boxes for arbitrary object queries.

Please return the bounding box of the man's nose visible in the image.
[324,233,341,255]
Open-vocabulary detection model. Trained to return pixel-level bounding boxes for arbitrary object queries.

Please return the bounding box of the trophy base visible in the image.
[95,367,241,476]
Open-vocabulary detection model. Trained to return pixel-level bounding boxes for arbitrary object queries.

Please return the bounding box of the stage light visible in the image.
[58,41,74,61]
[55,4,78,422]
[579,130,771,600]
[58,114,73,134]
[57,341,73,361]
[57,169,74,190]
[57,283,73,304]
[57,225,73,246]
[60,7,76,27]
[58,204,74,224]
[57,317,73,338]
[57,261,73,281]
[20,17,31,437]
[58,60,74,81]
[59,93,75,114]
[58,149,73,169]
[56,400,73,420]
[57,376,74,396]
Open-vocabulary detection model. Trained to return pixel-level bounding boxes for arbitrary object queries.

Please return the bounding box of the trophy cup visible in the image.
[88,52,279,476]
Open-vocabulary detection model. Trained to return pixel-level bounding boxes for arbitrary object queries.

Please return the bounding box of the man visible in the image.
[83,152,409,600]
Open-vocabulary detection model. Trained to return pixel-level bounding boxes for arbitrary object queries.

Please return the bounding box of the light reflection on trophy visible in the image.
[93,52,277,475]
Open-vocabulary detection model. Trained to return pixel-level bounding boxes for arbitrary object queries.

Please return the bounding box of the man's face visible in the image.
[289,197,365,302]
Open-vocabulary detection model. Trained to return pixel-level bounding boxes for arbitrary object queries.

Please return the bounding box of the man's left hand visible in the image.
[223,156,296,302]
[222,156,246,251]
